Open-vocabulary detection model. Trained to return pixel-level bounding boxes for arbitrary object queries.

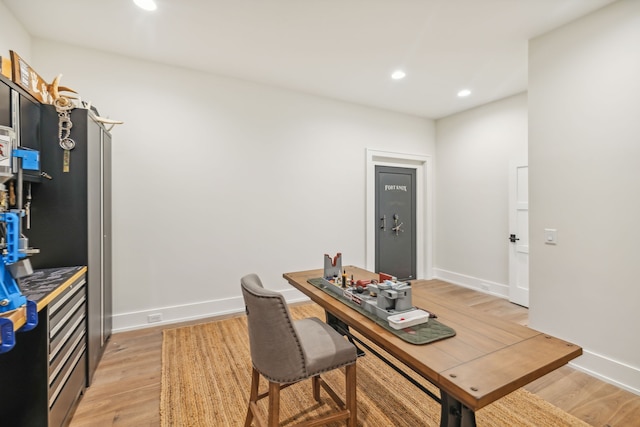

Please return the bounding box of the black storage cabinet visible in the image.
[29,105,113,386]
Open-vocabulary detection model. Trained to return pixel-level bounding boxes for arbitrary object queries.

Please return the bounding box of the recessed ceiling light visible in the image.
[391,70,406,80]
[134,0,157,11]
[457,89,471,97]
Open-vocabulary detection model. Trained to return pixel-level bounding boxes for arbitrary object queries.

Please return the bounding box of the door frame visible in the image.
[366,148,433,279]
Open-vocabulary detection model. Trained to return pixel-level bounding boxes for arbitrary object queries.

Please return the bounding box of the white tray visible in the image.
[387,309,430,330]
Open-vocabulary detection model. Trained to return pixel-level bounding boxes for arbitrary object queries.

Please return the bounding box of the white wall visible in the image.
[28,39,435,331]
[5,0,636,394]
[529,0,640,394]
[0,1,31,62]
[434,93,528,295]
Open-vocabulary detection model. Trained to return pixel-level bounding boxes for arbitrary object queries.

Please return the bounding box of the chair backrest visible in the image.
[240,274,307,383]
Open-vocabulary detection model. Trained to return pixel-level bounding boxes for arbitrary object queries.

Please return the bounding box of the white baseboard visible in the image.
[433,268,509,298]
[112,287,310,333]
[570,349,640,396]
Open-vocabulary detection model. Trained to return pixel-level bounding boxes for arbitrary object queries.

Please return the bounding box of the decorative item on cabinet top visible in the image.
[5,50,124,131]
[8,51,51,103]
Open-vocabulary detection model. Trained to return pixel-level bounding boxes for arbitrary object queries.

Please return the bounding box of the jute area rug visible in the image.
[161,303,589,427]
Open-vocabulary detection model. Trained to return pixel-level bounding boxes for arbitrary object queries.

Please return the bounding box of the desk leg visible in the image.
[324,312,366,357]
[440,391,476,427]
[323,312,473,426]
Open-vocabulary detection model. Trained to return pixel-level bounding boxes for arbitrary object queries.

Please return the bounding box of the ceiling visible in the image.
[3,0,615,119]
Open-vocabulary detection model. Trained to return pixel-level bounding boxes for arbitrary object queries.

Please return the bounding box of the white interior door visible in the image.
[509,160,529,307]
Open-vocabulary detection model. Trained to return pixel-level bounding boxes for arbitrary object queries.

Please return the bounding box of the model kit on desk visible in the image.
[322,253,430,330]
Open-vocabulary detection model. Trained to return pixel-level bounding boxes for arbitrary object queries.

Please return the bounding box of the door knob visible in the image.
[509,234,520,243]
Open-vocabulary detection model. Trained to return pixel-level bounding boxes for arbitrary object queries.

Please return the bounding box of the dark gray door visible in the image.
[375,166,416,280]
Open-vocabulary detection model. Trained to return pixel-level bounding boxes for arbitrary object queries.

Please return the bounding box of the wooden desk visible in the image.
[283,266,582,427]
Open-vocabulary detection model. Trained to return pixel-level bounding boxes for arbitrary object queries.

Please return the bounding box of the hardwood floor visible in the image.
[69,279,640,426]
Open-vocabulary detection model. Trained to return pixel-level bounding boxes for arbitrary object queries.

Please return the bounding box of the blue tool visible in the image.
[0,212,27,313]
[18,300,38,332]
[12,148,40,171]
[0,317,15,354]
[0,139,41,352]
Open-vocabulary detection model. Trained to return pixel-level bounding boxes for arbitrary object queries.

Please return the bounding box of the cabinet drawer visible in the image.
[49,350,86,427]
[49,299,85,361]
[49,335,86,408]
[49,279,86,331]
[47,276,88,427]
[50,320,86,382]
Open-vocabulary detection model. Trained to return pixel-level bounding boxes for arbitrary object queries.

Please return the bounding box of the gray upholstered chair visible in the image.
[240,273,357,427]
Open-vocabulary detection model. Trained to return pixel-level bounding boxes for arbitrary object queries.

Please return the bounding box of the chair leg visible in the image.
[345,364,357,427]
[312,375,321,402]
[245,367,260,427]
[268,381,280,427]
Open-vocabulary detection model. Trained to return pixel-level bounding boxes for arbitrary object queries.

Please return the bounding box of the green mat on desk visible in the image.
[307,278,455,345]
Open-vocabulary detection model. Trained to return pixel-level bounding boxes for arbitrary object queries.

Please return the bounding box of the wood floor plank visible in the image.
[69,279,640,426]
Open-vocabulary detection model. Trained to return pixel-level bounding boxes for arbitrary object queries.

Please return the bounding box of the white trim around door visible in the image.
[366,148,433,279]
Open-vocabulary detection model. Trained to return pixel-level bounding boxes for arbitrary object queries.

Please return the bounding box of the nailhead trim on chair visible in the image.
[244,290,308,383]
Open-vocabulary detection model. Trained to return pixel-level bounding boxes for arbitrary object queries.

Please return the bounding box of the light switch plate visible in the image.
[544,228,557,245]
